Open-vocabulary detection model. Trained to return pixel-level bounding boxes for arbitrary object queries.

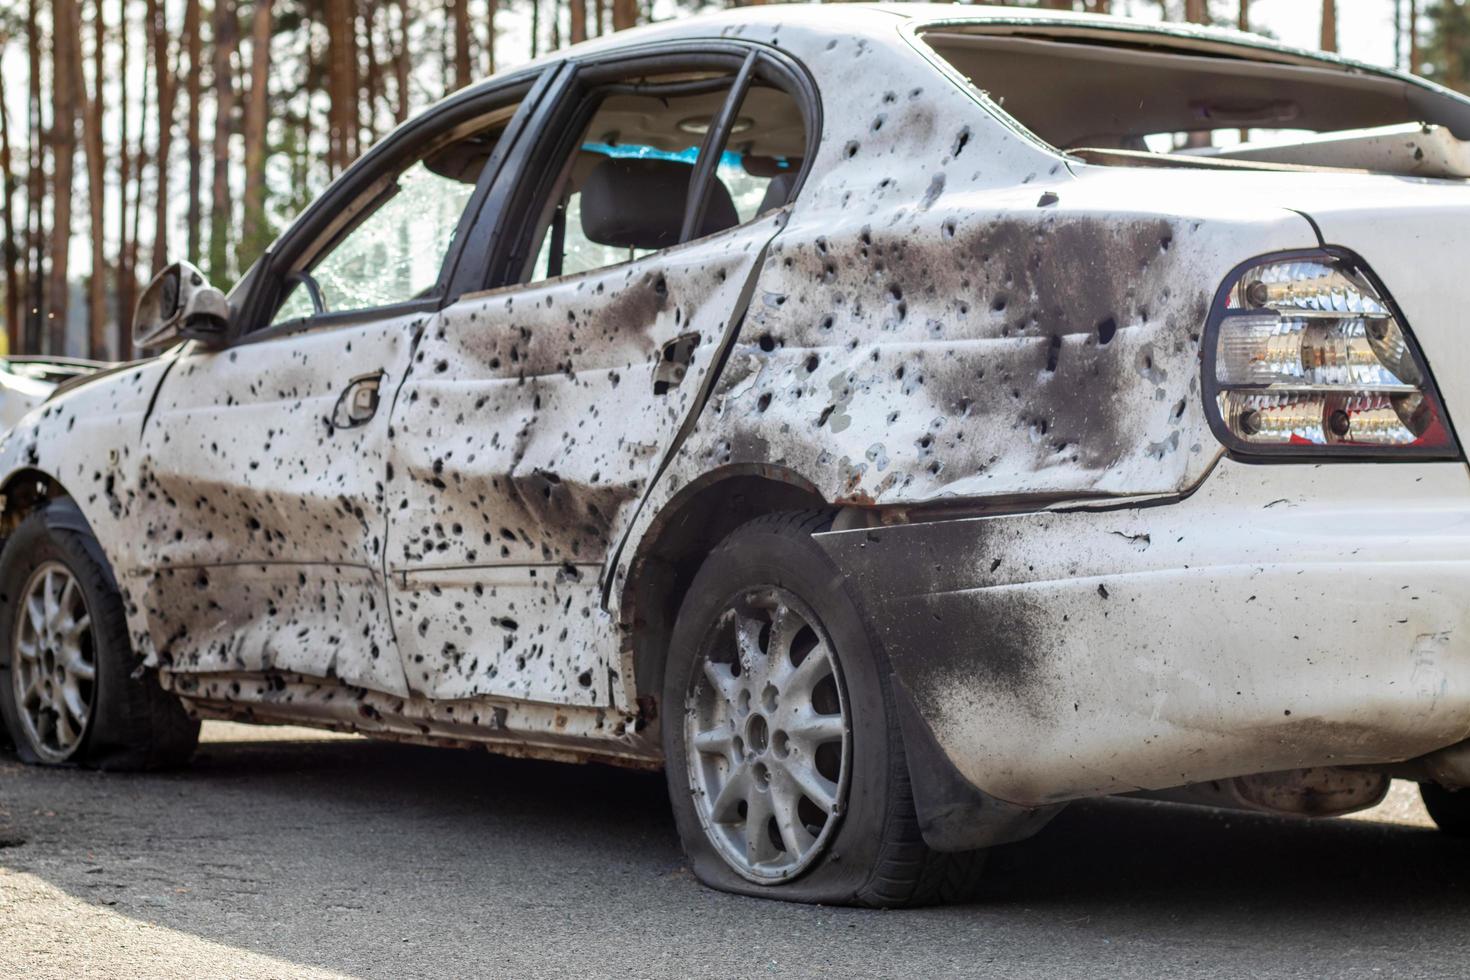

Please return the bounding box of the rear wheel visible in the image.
[0,502,198,769]
[662,511,986,907]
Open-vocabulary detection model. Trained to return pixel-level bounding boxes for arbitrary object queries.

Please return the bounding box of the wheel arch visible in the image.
[0,467,76,541]
[618,464,829,712]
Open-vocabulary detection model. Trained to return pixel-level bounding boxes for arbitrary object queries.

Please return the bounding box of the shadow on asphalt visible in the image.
[5,732,1470,974]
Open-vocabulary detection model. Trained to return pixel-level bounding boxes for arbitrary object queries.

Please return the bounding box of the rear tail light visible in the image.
[1202,250,1459,458]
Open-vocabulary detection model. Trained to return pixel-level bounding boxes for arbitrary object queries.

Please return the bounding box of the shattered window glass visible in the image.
[275,161,476,323]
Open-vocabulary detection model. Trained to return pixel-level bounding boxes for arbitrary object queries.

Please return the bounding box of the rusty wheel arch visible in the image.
[618,465,829,714]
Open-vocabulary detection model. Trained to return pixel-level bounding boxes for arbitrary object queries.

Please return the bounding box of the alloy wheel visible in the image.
[684,587,852,882]
[11,561,96,762]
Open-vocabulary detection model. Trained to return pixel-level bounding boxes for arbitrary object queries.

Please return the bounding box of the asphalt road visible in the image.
[1,722,1467,979]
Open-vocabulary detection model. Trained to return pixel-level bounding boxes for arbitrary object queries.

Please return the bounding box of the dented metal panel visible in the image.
[818,458,1470,806]
[384,212,786,707]
[132,317,417,696]
[0,5,1466,808]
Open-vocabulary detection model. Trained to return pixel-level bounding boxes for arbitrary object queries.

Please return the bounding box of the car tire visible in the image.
[661,510,986,907]
[1419,781,1470,837]
[0,501,198,770]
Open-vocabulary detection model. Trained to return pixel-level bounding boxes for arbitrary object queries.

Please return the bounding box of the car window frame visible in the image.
[470,39,822,295]
[230,64,566,348]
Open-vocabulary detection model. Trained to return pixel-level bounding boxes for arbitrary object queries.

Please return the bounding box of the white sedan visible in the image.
[3,5,1470,907]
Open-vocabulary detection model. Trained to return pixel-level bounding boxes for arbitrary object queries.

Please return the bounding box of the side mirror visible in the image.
[132,261,231,351]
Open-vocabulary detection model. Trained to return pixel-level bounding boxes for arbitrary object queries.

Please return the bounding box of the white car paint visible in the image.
[0,5,1467,822]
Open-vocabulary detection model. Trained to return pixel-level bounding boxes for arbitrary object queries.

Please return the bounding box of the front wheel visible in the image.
[0,501,198,769]
[661,511,986,907]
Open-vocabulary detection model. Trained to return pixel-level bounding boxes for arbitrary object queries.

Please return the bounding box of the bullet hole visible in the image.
[1160,234,1173,251]
[1037,191,1060,207]
[805,354,820,373]
[817,405,835,427]
[991,295,1008,313]
[1097,317,1118,345]
[1097,584,1110,599]
[1045,335,1061,372]
[942,219,957,239]
[990,557,1002,573]
[1172,398,1187,420]
[917,434,933,450]
[819,315,835,331]
[757,392,773,413]
[844,141,860,159]
[434,360,448,373]
[758,333,777,352]
[871,114,886,133]
[921,173,946,210]
[653,275,668,299]
[952,127,972,158]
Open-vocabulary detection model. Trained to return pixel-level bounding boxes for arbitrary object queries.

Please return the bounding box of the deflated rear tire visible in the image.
[0,501,199,770]
[662,510,986,907]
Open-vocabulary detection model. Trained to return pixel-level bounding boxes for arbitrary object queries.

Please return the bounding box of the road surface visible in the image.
[1,722,1466,978]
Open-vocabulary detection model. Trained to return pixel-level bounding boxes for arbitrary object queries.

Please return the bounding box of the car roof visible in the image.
[519,3,1436,101]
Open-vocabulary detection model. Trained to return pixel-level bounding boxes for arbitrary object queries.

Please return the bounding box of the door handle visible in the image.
[653,332,699,395]
[332,372,384,429]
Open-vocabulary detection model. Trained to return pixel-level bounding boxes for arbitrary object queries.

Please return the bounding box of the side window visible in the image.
[272,111,517,326]
[526,67,806,284]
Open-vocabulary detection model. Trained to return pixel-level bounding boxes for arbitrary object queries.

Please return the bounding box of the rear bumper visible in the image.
[817,458,1470,810]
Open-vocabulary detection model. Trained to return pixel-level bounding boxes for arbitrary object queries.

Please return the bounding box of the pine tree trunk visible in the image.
[1321,0,1337,52]
[1184,0,1208,24]
[49,0,81,355]
[594,0,603,36]
[241,0,273,269]
[116,0,131,327]
[24,0,45,353]
[1238,0,1249,30]
[81,0,110,359]
[363,1,383,141]
[0,61,21,353]
[1409,0,1420,73]
[326,0,359,173]
[612,0,636,30]
[210,0,239,284]
[485,0,497,75]
[185,0,203,266]
[452,0,471,88]
[570,0,585,44]
[148,0,175,277]
[395,0,412,122]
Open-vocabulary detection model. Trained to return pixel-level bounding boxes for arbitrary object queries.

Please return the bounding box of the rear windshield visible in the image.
[918,25,1470,158]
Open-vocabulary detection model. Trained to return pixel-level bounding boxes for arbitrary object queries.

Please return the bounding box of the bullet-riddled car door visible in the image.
[384,49,812,708]
[134,85,538,698]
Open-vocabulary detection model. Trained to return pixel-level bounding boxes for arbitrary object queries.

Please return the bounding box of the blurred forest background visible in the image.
[0,0,1467,359]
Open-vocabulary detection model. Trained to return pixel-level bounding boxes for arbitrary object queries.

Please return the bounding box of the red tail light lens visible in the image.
[1203,250,1459,458]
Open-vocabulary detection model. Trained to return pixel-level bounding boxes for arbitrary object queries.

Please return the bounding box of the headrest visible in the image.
[756,172,798,215]
[580,157,739,250]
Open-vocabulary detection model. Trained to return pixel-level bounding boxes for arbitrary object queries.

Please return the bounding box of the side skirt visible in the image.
[162,669,663,770]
